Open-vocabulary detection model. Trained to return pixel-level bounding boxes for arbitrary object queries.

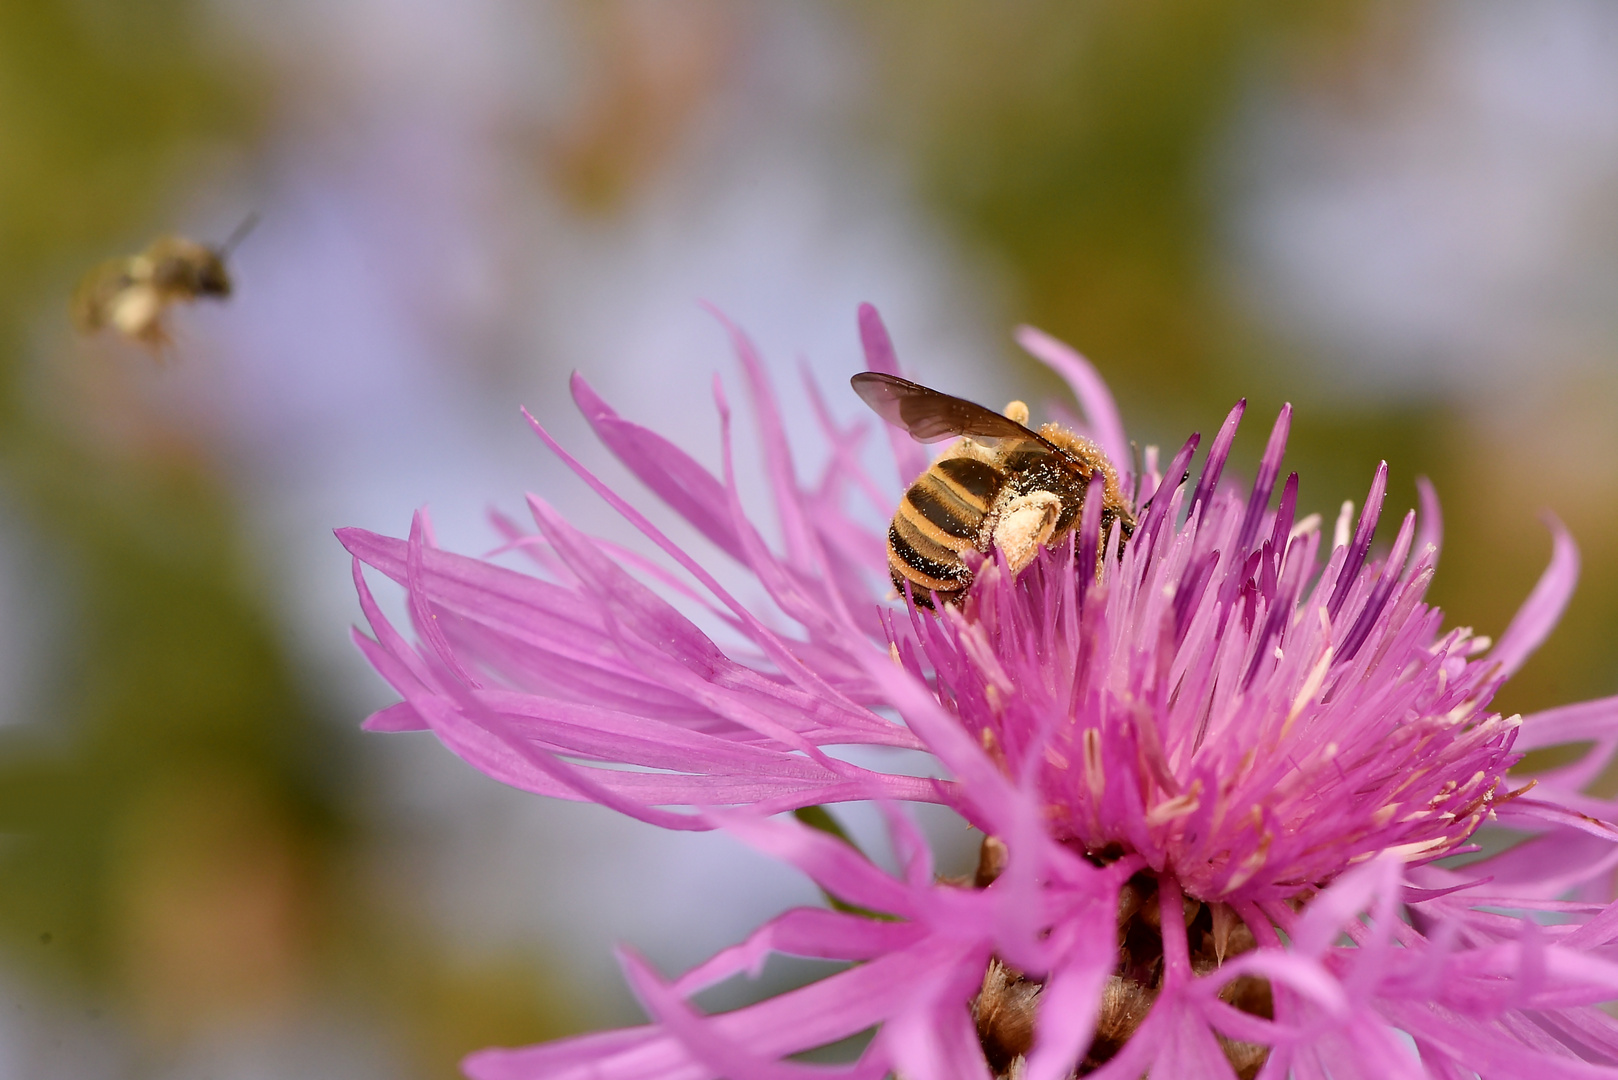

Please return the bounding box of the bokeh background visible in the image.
[0,1,1614,1076]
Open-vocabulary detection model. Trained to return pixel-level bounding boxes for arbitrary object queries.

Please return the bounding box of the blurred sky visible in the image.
[0,1,1613,1077]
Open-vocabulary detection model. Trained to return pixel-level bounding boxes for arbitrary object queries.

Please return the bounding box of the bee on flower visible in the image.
[342,305,1618,1079]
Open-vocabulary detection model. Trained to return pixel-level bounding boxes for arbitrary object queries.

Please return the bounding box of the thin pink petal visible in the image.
[671,907,925,996]
[1490,513,1579,679]
[710,810,922,918]
[1014,325,1130,471]
[1516,694,1618,751]
[1021,950,1109,1080]
[619,948,879,1080]
[1414,475,1443,564]
[858,303,928,485]
[570,373,746,561]
[362,701,428,731]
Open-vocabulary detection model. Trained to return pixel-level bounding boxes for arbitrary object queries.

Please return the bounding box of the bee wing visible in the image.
[850,372,1043,446]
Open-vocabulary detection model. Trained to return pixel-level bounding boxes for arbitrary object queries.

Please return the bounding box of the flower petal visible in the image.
[858,303,929,486]
[570,373,746,561]
[1014,324,1130,472]
[1516,693,1618,752]
[1490,513,1579,680]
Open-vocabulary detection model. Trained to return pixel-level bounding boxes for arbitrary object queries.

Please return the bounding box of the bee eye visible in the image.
[204,270,230,294]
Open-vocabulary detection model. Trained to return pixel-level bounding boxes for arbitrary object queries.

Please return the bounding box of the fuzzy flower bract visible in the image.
[342,306,1618,1079]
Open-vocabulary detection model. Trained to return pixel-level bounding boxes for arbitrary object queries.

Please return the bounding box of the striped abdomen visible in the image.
[887,455,1005,605]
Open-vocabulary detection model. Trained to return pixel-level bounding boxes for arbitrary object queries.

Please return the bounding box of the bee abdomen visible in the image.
[934,456,1002,504]
[887,523,968,598]
[889,517,967,580]
[904,473,985,542]
[887,454,1008,605]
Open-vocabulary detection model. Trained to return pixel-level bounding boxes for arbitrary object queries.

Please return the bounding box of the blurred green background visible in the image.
[0,1,1611,1076]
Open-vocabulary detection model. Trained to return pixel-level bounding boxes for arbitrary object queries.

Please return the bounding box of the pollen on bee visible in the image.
[991,491,1062,573]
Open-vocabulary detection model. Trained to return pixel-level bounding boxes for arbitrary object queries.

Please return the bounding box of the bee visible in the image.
[851,372,1135,607]
[71,215,257,348]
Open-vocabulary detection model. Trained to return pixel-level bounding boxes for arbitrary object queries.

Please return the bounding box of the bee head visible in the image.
[193,253,232,297]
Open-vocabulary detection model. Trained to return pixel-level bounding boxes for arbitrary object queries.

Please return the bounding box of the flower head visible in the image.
[916,399,1531,904]
[343,305,1618,1078]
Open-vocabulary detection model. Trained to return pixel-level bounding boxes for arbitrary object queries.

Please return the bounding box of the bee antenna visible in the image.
[217,212,261,259]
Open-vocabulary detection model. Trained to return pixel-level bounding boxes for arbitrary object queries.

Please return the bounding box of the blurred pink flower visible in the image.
[342,306,1618,1078]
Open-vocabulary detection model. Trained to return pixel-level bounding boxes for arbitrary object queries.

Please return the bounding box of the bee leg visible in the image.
[991,491,1062,574]
[109,285,164,342]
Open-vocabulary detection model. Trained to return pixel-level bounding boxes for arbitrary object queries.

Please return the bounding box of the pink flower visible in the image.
[342,306,1618,1078]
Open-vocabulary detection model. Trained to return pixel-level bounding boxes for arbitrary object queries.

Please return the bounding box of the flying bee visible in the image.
[71,214,258,349]
[851,372,1135,607]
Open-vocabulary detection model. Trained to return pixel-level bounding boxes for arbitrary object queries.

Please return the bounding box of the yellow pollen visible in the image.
[1284,645,1334,733]
[1333,500,1355,549]
[1223,835,1272,892]
[986,684,1006,717]
[1145,787,1201,827]
[1083,729,1106,800]
[1384,837,1455,862]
